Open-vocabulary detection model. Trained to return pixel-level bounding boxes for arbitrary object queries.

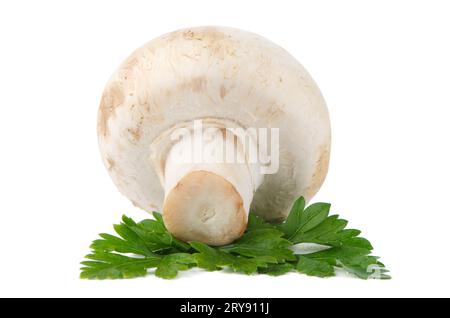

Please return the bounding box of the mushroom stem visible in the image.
[162,126,262,245]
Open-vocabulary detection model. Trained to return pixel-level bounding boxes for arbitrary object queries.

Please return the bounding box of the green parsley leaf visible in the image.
[304,245,389,279]
[220,228,295,262]
[155,253,197,279]
[258,263,295,276]
[278,196,306,237]
[81,197,389,280]
[190,241,273,275]
[246,213,274,231]
[80,251,160,279]
[296,255,335,277]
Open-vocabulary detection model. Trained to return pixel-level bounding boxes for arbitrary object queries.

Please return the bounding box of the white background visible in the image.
[1,0,449,297]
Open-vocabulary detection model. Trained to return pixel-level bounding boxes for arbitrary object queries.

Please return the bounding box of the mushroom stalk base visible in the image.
[161,127,262,246]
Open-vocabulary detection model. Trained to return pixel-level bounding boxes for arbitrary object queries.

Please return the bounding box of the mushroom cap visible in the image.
[98,26,331,222]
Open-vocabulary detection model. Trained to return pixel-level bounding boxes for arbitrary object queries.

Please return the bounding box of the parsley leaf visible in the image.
[296,255,335,277]
[303,245,390,279]
[190,241,274,274]
[81,197,389,280]
[258,263,295,276]
[155,253,197,279]
[80,251,160,279]
[220,228,295,262]
[278,198,332,243]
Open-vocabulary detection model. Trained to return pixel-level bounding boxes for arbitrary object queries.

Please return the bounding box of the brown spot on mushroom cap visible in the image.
[179,27,236,60]
[127,127,142,142]
[267,102,285,121]
[120,55,140,81]
[98,82,125,137]
[106,157,115,171]
[190,77,206,93]
[219,85,228,99]
[175,76,207,93]
[305,145,330,200]
[253,101,286,123]
[205,30,236,60]
[126,114,145,143]
[182,29,203,41]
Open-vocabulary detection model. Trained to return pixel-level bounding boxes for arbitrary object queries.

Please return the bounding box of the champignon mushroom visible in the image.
[98,26,331,246]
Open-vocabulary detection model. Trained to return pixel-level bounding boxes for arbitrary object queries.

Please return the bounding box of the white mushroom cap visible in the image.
[98,26,331,244]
